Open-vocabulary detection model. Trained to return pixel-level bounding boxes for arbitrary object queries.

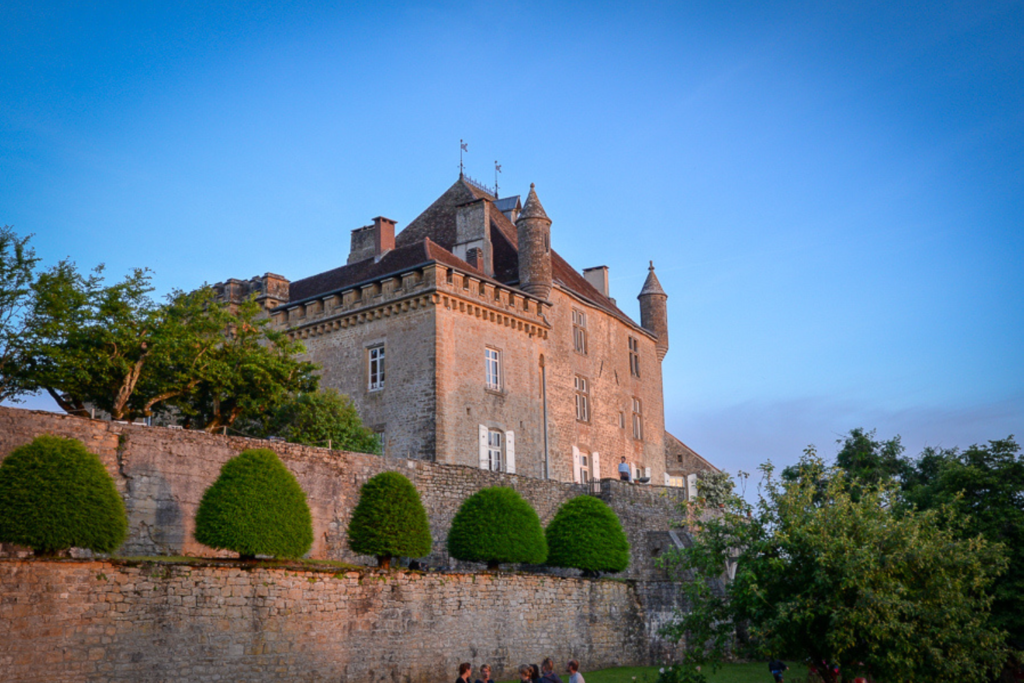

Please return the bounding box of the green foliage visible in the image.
[0,226,39,403]
[903,437,1024,649]
[0,435,127,554]
[194,448,313,559]
[447,486,547,568]
[243,388,380,454]
[545,495,629,574]
[662,450,1009,683]
[169,297,319,432]
[347,471,432,568]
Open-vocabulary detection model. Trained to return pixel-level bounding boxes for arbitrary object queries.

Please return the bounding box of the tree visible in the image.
[243,388,380,454]
[0,435,127,555]
[662,451,1009,683]
[0,226,39,402]
[904,437,1024,651]
[194,448,313,559]
[447,487,547,569]
[169,297,319,432]
[347,471,432,569]
[545,495,630,575]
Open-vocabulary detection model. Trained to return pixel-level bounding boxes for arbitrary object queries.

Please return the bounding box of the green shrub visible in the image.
[447,486,547,569]
[347,471,432,569]
[253,389,381,454]
[194,448,313,559]
[545,495,630,574]
[0,435,127,555]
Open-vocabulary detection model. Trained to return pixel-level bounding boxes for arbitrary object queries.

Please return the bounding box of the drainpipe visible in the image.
[541,354,550,480]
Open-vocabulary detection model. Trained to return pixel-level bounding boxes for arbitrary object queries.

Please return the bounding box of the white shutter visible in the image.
[592,452,600,481]
[664,472,670,486]
[645,467,651,483]
[572,445,581,483]
[479,425,489,470]
[504,431,515,474]
[687,473,698,500]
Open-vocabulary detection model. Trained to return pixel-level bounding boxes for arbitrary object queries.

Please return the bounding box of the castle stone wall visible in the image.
[0,559,647,683]
[0,407,685,582]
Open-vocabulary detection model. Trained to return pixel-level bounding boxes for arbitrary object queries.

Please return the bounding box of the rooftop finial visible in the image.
[494,160,502,198]
[649,260,654,270]
[459,139,468,177]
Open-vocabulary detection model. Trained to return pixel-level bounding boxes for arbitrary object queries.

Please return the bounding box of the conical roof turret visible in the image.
[639,261,666,297]
[517,183,551,223]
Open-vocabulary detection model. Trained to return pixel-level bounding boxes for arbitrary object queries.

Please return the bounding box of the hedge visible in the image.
[447,486,547,569]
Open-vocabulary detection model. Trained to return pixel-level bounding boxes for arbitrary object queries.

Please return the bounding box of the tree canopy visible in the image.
[447,486,547,569]
[545,495,630,575]
[347,471,432,568]
[662,450,1009,683]
[194,448,313,559]
[0,226,39,402]
[0,435,127,555]
[241,388,380,453]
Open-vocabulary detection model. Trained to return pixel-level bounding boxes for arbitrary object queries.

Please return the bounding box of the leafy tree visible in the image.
[545,495,629,575]
[0,226,39,402]
[662,451,1009,683]
[904,437,1024,650]
[243,388,380,454]
[170,297,318,432]
[347,471,432,569]
[194,448,313,559]
[447,486,547,569]
[0,435,127,555]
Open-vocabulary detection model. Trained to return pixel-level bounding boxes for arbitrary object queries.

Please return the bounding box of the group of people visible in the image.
[456,658,585,683]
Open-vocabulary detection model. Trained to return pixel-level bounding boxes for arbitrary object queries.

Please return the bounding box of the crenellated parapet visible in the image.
[212,273,290,311]
[274,262,551,342]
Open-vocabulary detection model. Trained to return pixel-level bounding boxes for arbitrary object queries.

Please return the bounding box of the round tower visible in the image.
[638,261,669,360]
[516,183,553,300]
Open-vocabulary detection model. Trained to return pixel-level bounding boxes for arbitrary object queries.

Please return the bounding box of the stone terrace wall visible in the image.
[0,559,647,683]
[0,407,685,581]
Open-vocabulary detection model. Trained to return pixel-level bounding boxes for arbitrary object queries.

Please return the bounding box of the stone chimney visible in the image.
[583,266,609,298]
[453,199,493,276]
[348,216,396,264]
[516,184,552,300]
[638,261,669,360]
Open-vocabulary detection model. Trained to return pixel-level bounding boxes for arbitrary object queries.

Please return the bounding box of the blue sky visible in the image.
[2,1,1021,475]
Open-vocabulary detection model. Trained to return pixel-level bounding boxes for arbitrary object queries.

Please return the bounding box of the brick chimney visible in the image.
[348,216,396,264]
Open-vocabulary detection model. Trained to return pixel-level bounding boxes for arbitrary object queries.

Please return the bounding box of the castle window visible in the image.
[485,347,502,391]
[629,336,641,378]
[487,429,503,472]
[619,411,626,429]
[579,452,590,483]
[572,309,588,355]
[574,375,589,422]
[632,397,643,441]
[368,345,385,391]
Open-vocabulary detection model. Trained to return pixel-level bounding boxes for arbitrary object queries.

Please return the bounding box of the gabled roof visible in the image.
[665,432,719,474]
[281,177,654,334]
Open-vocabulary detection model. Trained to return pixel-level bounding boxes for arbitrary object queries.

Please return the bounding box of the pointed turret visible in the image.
[638,261,669,360]
[516,183,553,299]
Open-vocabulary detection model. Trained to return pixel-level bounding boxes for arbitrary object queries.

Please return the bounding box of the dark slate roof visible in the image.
[493,196,521,214]
[639,262,667,297]
[286,238,483,305]
[282,176,652,333]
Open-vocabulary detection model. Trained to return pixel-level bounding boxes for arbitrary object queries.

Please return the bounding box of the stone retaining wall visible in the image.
[0,559,647,683]
[0,407,685,581]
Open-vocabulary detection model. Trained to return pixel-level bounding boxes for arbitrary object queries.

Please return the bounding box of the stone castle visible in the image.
[214,175,716,486]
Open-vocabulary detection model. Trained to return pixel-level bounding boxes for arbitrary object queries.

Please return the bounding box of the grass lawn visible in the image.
[501,663,810,683]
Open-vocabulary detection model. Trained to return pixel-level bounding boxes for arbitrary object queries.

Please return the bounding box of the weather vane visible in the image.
[459,139,468,177]
[494,161,502,198]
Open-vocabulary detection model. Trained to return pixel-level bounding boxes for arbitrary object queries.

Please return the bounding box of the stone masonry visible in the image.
[0,559,647,683]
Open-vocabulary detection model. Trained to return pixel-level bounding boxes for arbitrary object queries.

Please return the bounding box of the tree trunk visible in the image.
[46,388,87,417]
[111,350,149,420]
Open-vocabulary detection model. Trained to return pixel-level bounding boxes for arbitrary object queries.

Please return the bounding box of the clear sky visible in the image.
[2,1,1021,476]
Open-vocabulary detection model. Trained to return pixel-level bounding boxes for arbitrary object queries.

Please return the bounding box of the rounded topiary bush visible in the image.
[348,471,432,569]
[545,495,630,575]
[0,435,127,556]
[194,448,313,559]
[447,486,547,569]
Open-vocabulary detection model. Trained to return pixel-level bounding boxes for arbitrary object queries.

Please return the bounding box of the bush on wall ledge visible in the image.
[0,434,127,556]
[447,486,547,569]
[545,495,630,575]
[348,471,432,569]
[194,448,313,559]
